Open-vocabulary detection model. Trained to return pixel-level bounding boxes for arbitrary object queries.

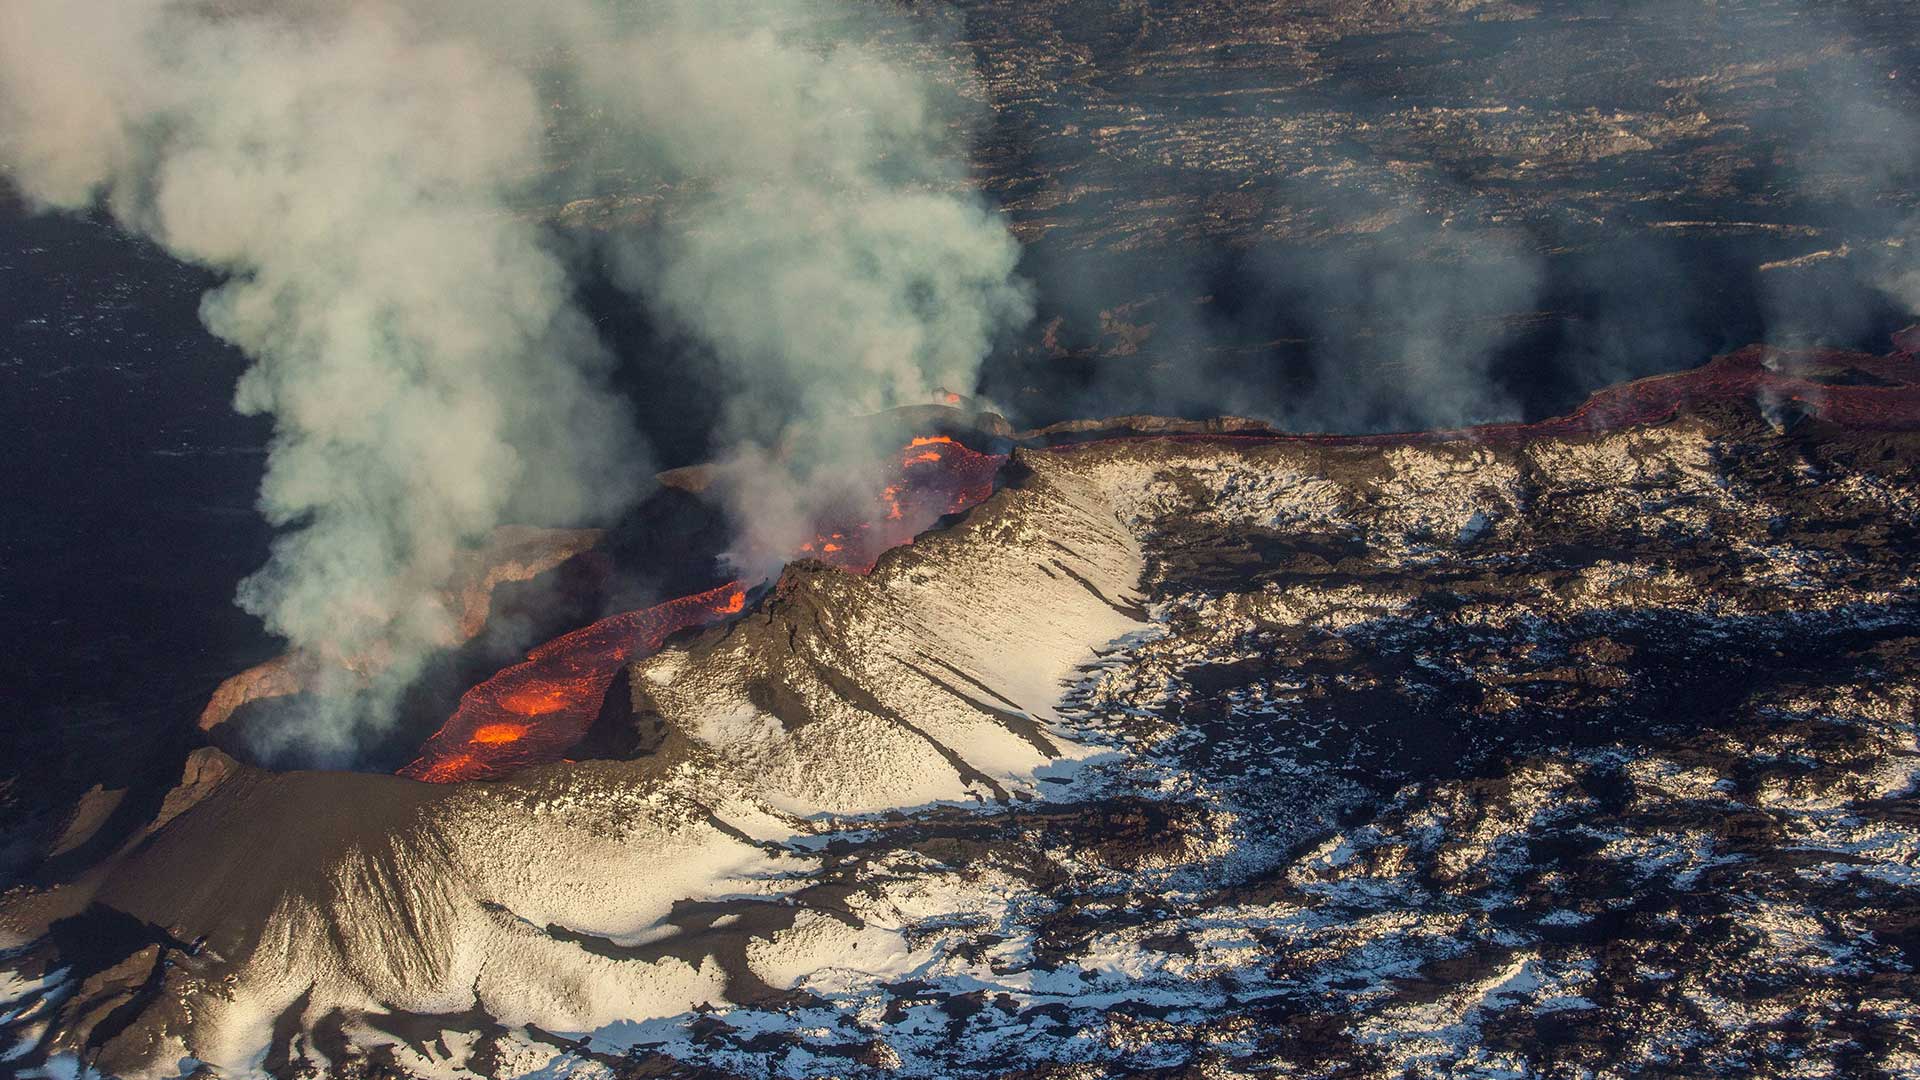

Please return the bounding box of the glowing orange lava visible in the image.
[399,580,753,782]
[401,438,1007,783]
[793,434,1006,574]
[409,752,478,784]
[401,345,1920,785]
[500,683,588,716]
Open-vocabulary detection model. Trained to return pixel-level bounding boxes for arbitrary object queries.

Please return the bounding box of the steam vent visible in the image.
[6,2,1920,1079]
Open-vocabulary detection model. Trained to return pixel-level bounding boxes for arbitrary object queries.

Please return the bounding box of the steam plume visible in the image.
[0,0,1027,758]
[581,0,1032,570]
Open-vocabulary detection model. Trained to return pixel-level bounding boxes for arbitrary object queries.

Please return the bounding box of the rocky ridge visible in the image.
[3,354,1918,1077]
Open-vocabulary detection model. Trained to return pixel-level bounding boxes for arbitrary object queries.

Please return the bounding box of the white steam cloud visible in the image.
[580,2,1033,571]
[584,13,1031,423]
[0,0,1028,759]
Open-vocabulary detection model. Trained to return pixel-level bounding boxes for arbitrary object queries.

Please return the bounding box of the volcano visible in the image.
[196,526,608,733]
[11,0,1920,1073]
[399,433,1006,783]
[401,345,1918,787]
[5,343,1920,1078]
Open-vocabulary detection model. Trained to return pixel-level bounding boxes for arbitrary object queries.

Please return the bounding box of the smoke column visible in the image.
[579,0,1033,571]
[0,0,1028,759]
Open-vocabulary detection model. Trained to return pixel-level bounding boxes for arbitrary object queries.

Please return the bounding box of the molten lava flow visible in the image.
[409,752,479,784]
[796,434,1006,574]
[401,436,1008,783]
[197,526,605,732]
[906,435,955,462]
[398,581,751,782]
[401,343,1920,785]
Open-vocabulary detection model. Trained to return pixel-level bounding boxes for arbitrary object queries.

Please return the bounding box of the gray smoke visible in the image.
[0,0,644,760]
[0,0,1027,759]
[1000,0,1920,435]
[580,0,1031,576]
[1244,210,1544,433]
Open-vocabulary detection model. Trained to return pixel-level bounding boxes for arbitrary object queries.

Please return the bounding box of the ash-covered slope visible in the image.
[5,366,1920,1078]
[0,447,1146,1078]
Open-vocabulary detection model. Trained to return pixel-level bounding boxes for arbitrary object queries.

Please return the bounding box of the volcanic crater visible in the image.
[5,341,1920,1078]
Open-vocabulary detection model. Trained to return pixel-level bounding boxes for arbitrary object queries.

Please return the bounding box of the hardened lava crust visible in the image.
[2,346,1918,1078]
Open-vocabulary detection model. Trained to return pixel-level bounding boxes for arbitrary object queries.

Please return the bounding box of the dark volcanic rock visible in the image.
[553,1,1920,428]
[8,1,1920,1074]
[5,361,1919,1077]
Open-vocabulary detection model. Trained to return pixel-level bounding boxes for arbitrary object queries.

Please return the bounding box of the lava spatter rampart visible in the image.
[797,436,1005,573]
[401,436,1007,783]
[403,346,1918,783]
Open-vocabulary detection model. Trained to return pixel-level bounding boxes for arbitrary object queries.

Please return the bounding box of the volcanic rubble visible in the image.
[3,349,1920,1078]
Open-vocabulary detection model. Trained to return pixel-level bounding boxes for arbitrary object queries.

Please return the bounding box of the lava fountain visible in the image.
[400,435,1006,782]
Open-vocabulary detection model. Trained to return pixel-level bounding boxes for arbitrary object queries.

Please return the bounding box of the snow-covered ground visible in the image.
[5,410,1919,1078]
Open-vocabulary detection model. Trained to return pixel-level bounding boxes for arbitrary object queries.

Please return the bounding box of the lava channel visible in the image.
[401,435,1006,782]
